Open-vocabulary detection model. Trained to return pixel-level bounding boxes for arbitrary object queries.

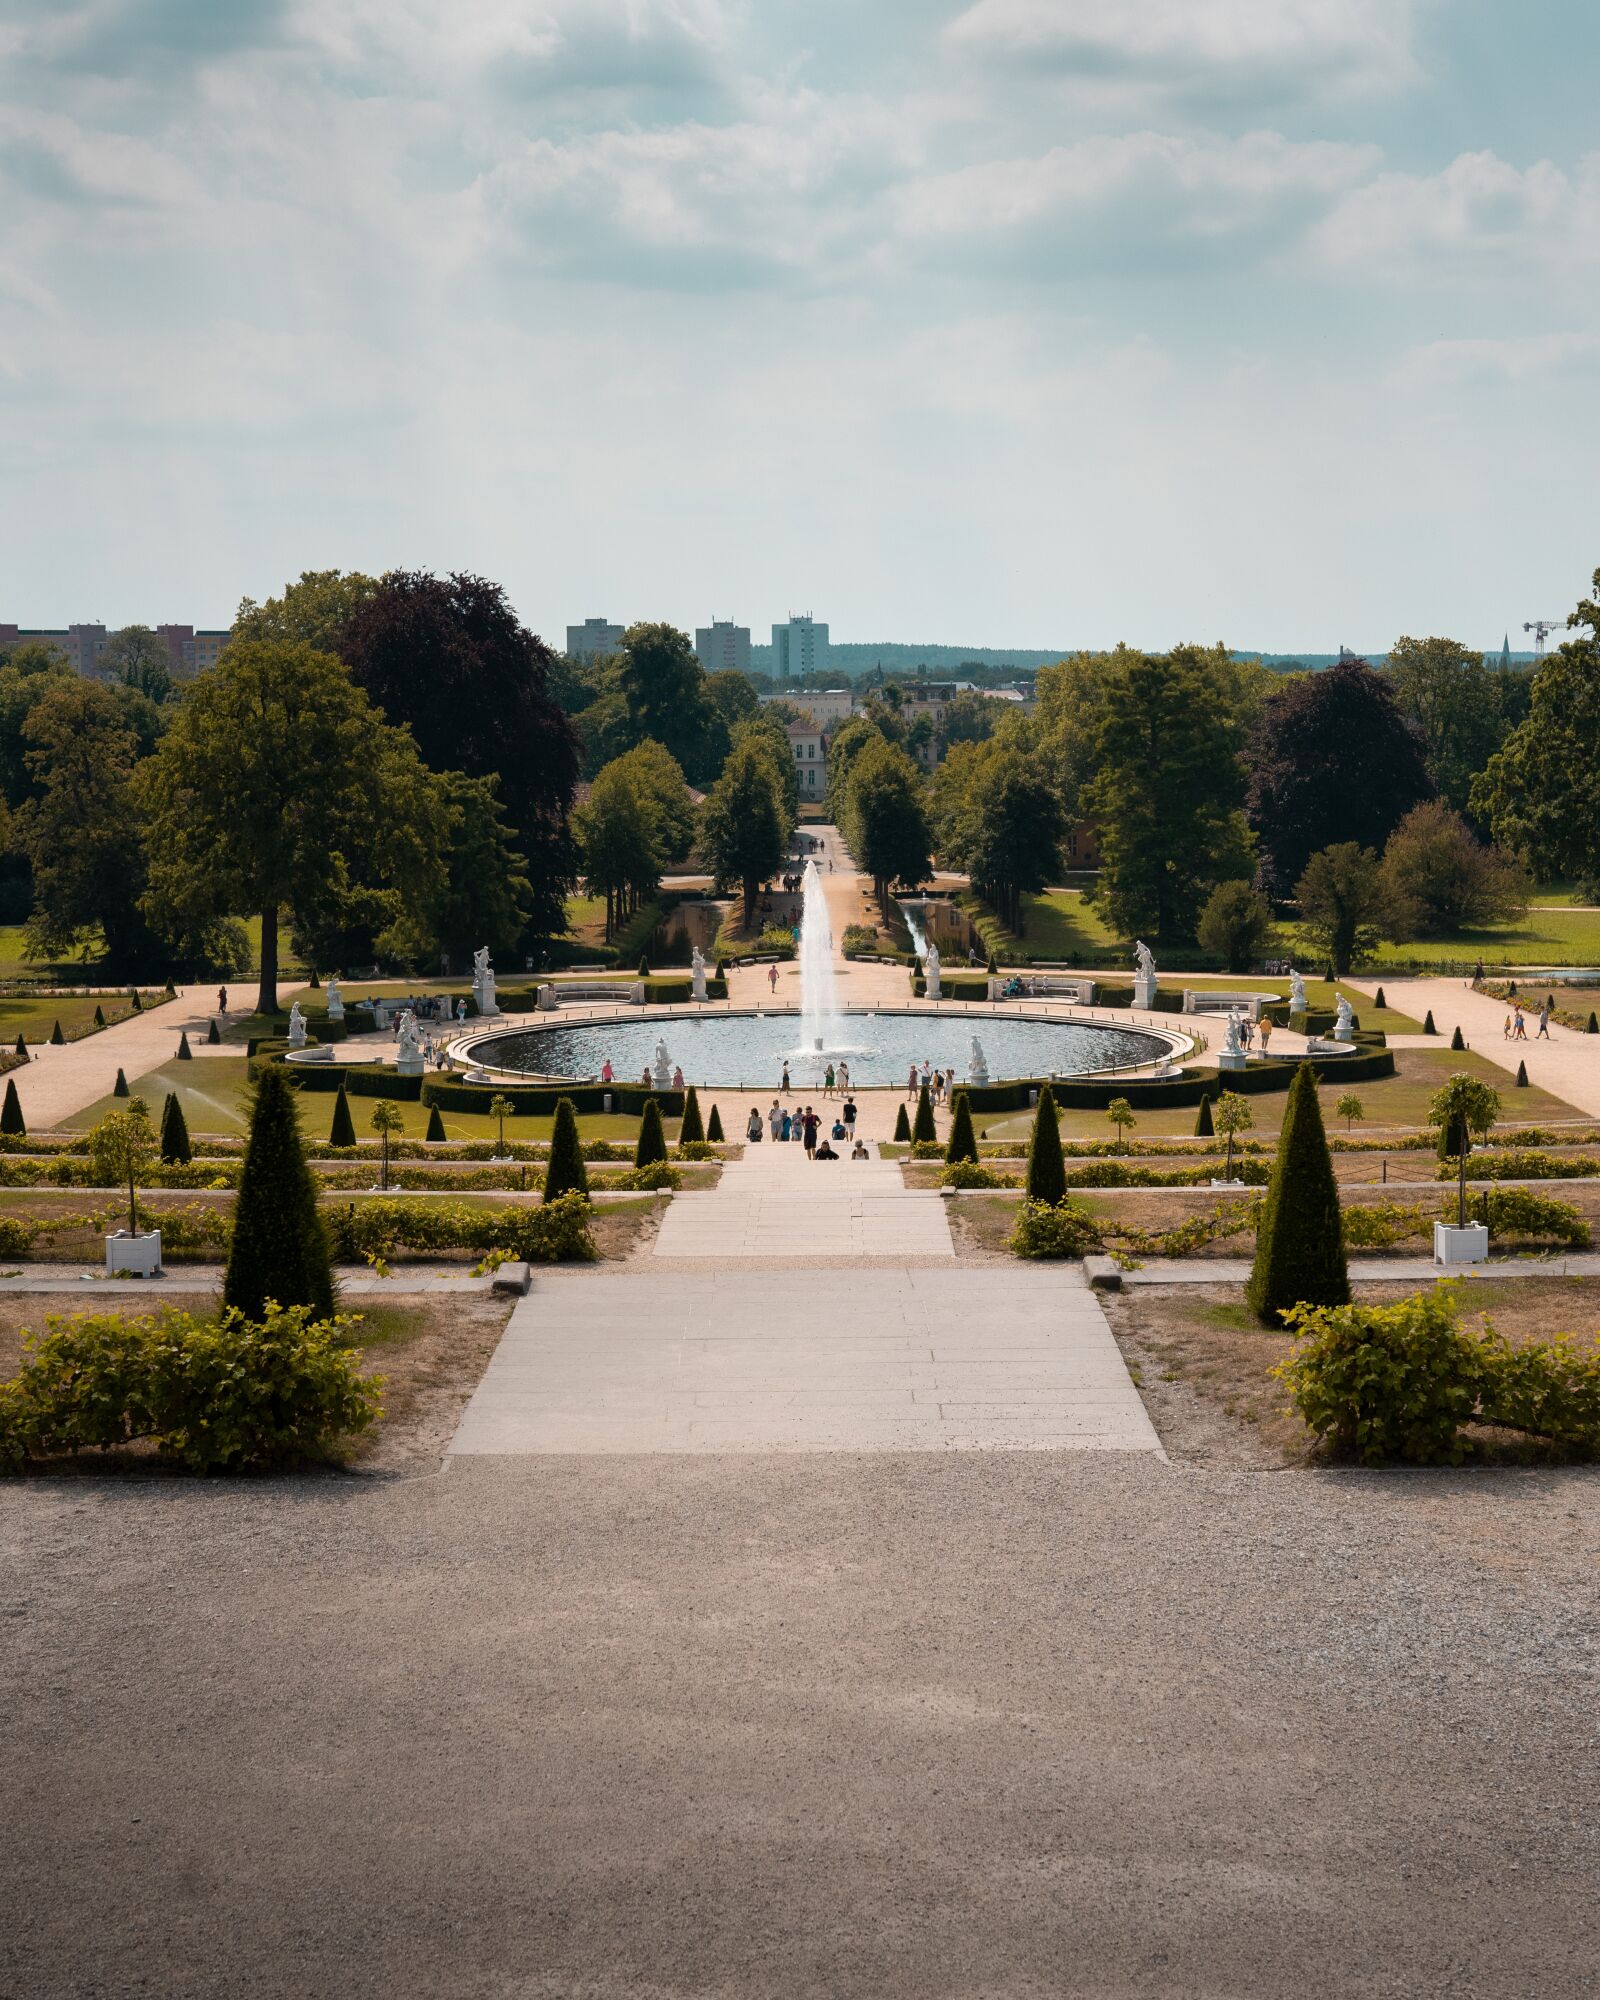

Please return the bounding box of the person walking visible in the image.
[1259,1016,1273,1055]
[824,1062,835,1096]
[768,963,779,995]
[780,1108,792,1142]
[768,1099,782,1140]
[1538,1002,1552,1039]
[1513,1008,1528,1040]
[907,1063,918,1097]
[802,1105,819,1158]
[843,1095,857,1137]
[838,1061,849,1091]
[781,1062,791,1094]
[746,1107,763,1143]
[217,986,229,1015]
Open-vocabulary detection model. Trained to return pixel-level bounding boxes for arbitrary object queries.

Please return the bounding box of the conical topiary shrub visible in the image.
[131,989,142,1012]
[893,1102,911,1142]
[425,1104,446,1142]
[545,1096,589,1201]
[159,1090,191,1165]
[945,1090,978,1164]
[637,955,651,978]
[634,1098,667,1169]
[224,1064,334,1321]
[1194,1094,1215,1138]
[1247,1063,1348,1325]
[912,1082,937,1145]
[49,1019,64,1046]
[706,1103,724,1142]
[1588,1012,1599,1035]
[1374,987,1387,1009]
[679,1085,705,1147]
[1025,1086,1066,1205]
[207,1018,221,1046]
[1450,1024,1465,1051]
[1515,1060,1529,1087]
[113,1068,129,1098]
[986,953,998,976]
[14,1034,26,1060]
[94,1004,106,1027]
[177,1031,193,1061]
[0,1077,24,1137]
[1422,1009,1436,1034]
[328,1084,356,1149]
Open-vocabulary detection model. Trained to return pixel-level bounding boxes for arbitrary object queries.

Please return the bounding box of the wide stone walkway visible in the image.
[448,1264,1162,1454]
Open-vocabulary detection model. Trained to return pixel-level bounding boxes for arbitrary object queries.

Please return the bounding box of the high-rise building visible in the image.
[695,620,751,675]
[772,613,828,679]
[566,617,626,660]
[0,621,227,679]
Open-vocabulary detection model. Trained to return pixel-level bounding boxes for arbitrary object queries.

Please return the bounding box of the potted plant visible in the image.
[1429,1071,1499,1266]
[92,1101,161,1276]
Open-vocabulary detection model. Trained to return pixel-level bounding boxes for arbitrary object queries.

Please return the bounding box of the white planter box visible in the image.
[105,1229,162,1277]
[1433,1221,1489,1267]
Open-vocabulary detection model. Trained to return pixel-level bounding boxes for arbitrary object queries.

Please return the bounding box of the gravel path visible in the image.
[4,1452,1597,1998]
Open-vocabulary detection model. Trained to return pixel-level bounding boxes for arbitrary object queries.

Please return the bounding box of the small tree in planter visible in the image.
[1429,1071,1501,1230]
[487,1093,514,1160]
[1105,1097,1136,1154]
[1212,1091,1253,1183]
[1025,1086,1066,1205]
[90,1100,155,1242]
[945,1091,978,1165]
[1335,1093,1364,1133]
[370,1099,404,1190]
[912,1083,937,1145]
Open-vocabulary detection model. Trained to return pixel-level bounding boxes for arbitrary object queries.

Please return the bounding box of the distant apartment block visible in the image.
[763,687,854,727]
[771,613,828,679]
[694,620,751,675]
[566,617,626,661]
[785,719,828,800]
[0,622,227,680]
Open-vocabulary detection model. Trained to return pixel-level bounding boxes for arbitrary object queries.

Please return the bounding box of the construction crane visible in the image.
[1524,618,1564,658]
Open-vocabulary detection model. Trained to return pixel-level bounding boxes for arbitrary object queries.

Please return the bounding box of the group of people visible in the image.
[1230,1014,1273,1054]
[1504,999,1553,1041]
[905,1060,957,1102]
[745,1097,868,1161]
[776,1060,851,1094]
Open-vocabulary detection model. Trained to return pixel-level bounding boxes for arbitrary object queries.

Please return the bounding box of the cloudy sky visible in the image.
[2,0,1596,651]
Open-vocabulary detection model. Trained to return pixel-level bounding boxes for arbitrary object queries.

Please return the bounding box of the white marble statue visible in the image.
[286,1001,307,1048]
[472,944,499,1018]
[325,973,343,1022]
[396,1010,421,1060]
[1224,1009,1245,1055]
[969,1036,989,1086]
[1334,994,1355,1042]
[925,940,942,1001]
[652,1039,672,1089]
[1290,968,1307,1013]
[1134,939,1156,983]
[691,946,708,1002]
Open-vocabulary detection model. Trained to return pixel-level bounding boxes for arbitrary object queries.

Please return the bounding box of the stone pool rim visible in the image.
[447,1006,1195,1087]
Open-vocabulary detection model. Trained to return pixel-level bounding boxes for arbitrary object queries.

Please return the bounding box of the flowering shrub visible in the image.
[1009,1200,1102,1259]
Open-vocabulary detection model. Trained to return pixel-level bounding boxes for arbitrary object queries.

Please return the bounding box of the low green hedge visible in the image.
[958,1048,1396,1114]
[418,1079,685,1117]
[324,1192,596,1263]
[1445,1150,1600,1182]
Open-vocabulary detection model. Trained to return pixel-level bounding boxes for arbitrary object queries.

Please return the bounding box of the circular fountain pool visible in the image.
[460,1011,1176,1089]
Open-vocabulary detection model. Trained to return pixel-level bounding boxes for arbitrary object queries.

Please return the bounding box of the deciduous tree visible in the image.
[1295,843,1390,976]
[1380,802,1529,937]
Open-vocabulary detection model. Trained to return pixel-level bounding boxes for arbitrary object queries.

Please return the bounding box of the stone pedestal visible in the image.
[538,984,558,1012]
[1132,974,1157,1011]
[1434,1221,1489,1266]
[395,1053,424,1079]
[629,982,645,1005]
[925,962,942,1000]
[105,1229,162,1277]
[1217,1049,1248,1072]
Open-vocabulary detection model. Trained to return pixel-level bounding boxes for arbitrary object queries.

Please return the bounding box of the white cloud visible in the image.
[1394,331,1600,388]
[944,0,1433,100]
[894,130,1378,270]
[1311,150,1600,275]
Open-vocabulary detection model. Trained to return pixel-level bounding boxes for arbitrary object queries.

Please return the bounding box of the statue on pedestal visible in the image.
[1218,1007,1247,1070]
[969,1037,989,1086]
[1132,938,1158,1009]
[325,974,343,1022]
[1333,994,1355,1042]
[1290,968,1308,1014]
[652,1039,672,1090]
[395,1010,424,1075]
[925,941,941,1000]
[691,946,708,1002]
[287,1001,307,1049]
[472,945,498,1018]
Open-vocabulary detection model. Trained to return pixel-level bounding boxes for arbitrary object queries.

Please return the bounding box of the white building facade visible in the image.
[785,719,828,800]
[763,687,854,727]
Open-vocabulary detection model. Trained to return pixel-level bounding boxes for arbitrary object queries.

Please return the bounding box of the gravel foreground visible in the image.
[3,1453,1598,1999]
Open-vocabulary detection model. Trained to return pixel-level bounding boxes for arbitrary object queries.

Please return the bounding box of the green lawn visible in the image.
[963,889,1124,963]
[0,989,174,1051]
[62,1054,701,1145]
[1309,906,1600,969]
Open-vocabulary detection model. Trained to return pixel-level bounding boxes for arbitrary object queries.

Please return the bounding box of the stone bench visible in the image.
[1183,989,1276,1021]
[537,982,644,1010]
[1082,1255,1122,1292]
[990,975,1098,1004]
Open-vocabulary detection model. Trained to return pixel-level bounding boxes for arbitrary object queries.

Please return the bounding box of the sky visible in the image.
[2,0,1597,653]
